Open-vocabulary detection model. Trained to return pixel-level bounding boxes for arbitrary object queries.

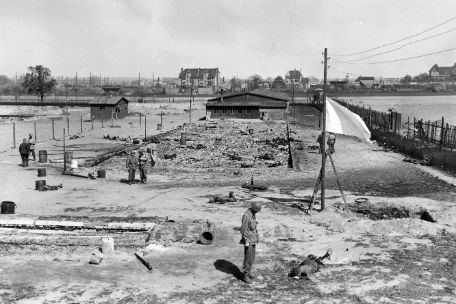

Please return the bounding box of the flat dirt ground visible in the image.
[1,102,456,304]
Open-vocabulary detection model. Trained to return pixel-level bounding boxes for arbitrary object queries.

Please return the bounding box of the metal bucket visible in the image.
[37,168,46,177]
[198,231,214,245]
[38,150,47,163]
[97,169,106,178]
[71,159,78,169]
[35,180,46,190]
[1,201,16,214]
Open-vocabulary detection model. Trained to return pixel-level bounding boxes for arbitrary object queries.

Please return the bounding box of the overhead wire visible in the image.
[334,27,456,63]
[333,15,456,57]
[367,47,456,64]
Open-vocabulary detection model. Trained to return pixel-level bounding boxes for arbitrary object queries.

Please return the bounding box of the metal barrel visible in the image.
[180,133,187,145]
[38,150,47,163]
[37,168,46,177]
[35,180,46,190]
[97,169,106,178]
[1,201,16,214]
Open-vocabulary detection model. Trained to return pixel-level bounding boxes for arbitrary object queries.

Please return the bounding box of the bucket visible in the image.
[1,201,16,214]
[97,169,106,178]
[157,124,162,130]
[180,133,187,145]
[102,237,114,253]
[35,180,46,190]
[64,151,73,164]
[198,231,214,245]
[71,159,78,169]
[38,150,47,163]
[37,168,46,177]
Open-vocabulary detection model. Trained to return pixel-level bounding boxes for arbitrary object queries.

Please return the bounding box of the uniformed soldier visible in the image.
[28,133,36,161]
[138,148,149,183]
[327,132,336,154]
[125,149,138,185]
[240,201,261,284]
[317,132,324,154]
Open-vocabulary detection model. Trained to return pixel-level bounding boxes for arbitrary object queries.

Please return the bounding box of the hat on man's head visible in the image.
[250,201,262,213]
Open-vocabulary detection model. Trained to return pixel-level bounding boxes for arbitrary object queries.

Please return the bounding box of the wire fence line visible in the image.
[334,98,456,174]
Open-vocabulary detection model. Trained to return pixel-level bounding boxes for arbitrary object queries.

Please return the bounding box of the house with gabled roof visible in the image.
[206,91,288,120]
[178,68,219,91]
[285,69,303,87]
[90,96,129,121]
[429,63,456,79]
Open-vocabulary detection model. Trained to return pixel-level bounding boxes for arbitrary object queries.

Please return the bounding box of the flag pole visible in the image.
[320,48,328,211]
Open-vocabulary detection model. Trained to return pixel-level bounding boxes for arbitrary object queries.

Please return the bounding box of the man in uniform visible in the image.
[19,138,30,167]
[240,201,261,284]
[138,148,149,184]
[125,149,138,185]
[28,133,36,161]
[327,132,336,154]
[317,132,324,154]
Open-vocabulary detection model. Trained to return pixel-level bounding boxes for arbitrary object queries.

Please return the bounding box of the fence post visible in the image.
[13,122,16,149]
[52,118,55,139]
[440,117,445,147]
[144,115,147,139]
[91,117,94,131]
[139,112,142,127]
[80,115,83,133]
[34,122,37,142]
[67,116,70,135]
[420,119,424,143]
[63,128,66,172]
[407,116,410,139]
[413,117,416,138]
[101,116,104,128]
[368,107,372,129]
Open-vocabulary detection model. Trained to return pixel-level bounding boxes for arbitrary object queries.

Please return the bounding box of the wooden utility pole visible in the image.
[63,128,66,172]
[321,48,328,211]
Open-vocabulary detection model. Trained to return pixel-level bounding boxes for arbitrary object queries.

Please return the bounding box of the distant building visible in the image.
[178,68,219,91]
[429,63,456,79]
[206,91,288,120]
[356,77,376,89]
[285,69,303,87]
[90,96,129,121]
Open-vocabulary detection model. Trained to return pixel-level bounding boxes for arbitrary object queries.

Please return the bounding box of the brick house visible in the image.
[178,68,219,91]
[429,63,456,79]
[285,69,303,87]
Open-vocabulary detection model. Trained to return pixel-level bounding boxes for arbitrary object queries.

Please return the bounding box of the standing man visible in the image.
[240,201,261,284]
[126,149,138,185]
[28,133,36,161]
[19,138,30,167]
[327,132,336,154]
[138,148,149,184]
[317,132,324,154]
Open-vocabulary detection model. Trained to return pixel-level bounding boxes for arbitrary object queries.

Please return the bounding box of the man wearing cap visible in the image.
[138,148,149,183]
[240,201,261,284]
[28,133,36,161]
[19,138,30,167]
[125,149,138,185]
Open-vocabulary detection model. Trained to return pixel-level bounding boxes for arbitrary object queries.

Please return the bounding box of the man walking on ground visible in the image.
[327,132,336,154]
[28,133,36,161]
[138,148,149,184]
[240,201,262,284]
[126,149,138,185]
[19,138,30,167]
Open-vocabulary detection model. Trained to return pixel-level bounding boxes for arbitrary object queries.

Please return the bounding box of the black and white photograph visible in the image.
[1,0,456,303]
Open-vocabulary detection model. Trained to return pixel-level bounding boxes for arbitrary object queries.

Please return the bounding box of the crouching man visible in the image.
[240,201,262,284]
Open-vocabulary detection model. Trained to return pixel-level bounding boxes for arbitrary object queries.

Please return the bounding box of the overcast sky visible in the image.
[1,0,455,80]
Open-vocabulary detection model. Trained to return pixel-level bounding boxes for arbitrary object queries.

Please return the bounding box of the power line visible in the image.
[335,27,456,63]
[329,66,363,77]
[333,16,456,57]
[367,47,456,64]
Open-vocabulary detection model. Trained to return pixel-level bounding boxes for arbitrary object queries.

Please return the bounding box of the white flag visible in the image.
[325,97,371,143]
